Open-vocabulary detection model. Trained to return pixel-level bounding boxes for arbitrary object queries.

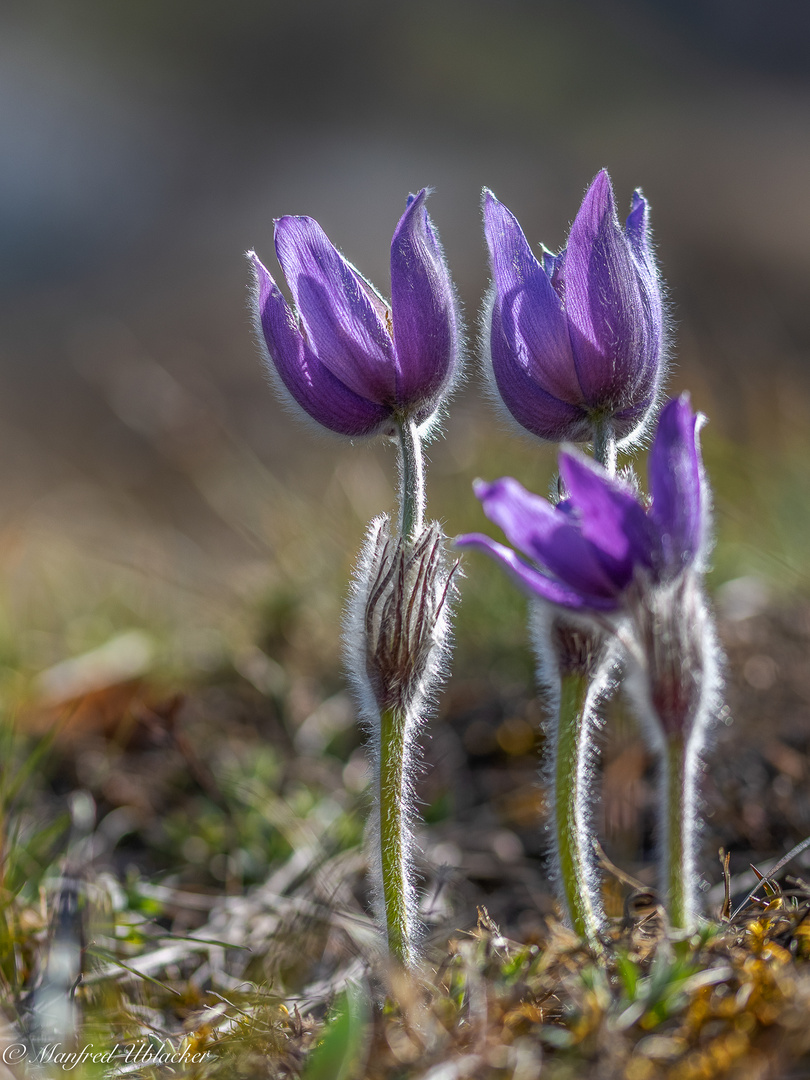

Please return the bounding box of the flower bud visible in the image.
[361,519,456,714]
[623,572,714,743]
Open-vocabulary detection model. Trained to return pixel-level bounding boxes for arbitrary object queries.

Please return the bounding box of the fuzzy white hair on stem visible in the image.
[529,601,621,945]
[343,513,458,963]
[620,572,723,929]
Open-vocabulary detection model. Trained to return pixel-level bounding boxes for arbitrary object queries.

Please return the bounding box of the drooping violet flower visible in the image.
[249,189,459,441]
[458,396,720,931]
[483,170,665,470]
[459,395,704,614]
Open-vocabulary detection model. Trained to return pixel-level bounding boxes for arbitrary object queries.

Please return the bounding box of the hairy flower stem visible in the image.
[397,417,425,544]
[555,670,605,955]
[357,520,455,969]
[592,417,617,476]
[378,706,412,964]
[370,417,425,966]
[662,734,692,932]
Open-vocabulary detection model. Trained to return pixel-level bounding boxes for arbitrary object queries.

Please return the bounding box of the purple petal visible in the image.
[648,395,706,572]
[613,389,657,427]
[455,533,619,611]
[489,294,593,441]
[625,190,653,270]
[389,189,458,412]
[558,451,656,586]
[563,171,657,413]
[273,215,397,405]
[473,476,562,557]
[250,252,392,437]
[625,189,665,392]
[474,477,626,601]
[484,191,582,405]
[540,246,565,292]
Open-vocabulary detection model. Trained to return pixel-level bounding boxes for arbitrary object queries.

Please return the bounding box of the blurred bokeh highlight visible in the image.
[1,0,810,690]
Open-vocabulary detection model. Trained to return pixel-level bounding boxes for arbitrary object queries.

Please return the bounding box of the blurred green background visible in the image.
[0,0,809,689]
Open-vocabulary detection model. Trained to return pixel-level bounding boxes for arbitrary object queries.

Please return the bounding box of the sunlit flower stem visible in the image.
[662,734,693,932]
[554,668,606,954]
[350,424,454,968]
[397,417,425,544]
[592,416,617,476]
[378,705,412,964]
[373,418,426,965]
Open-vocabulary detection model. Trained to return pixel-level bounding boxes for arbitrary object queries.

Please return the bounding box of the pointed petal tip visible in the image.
[248,251,277,295]
[569,170,620,248]
[482,191,524,237]
[626,186,649,220]
[247,249,272,276]
[453,530,482,550]
[396,187,433,236]
[472,477,498,500]
[664,392,695,423]
[482,188,504,215]
[405,187,430,210]
[585,167,616,207]
[593,166,613,187]
[671,391,707,435]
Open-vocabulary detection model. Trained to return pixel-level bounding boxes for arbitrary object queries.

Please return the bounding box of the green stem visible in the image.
[555,671,605,953]
[396,417,425,543]
[663,735,690,932]
[592,417,617,476]
[378,706,411,965]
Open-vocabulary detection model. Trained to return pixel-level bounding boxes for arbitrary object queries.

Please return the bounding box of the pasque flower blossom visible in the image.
[457,394,704,619]
[249,189,459,438]
[483,170,664,452]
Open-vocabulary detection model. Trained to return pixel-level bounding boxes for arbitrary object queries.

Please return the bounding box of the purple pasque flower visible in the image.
[249,190,459,438]
[483,170,664,445]
[456,394,705,614]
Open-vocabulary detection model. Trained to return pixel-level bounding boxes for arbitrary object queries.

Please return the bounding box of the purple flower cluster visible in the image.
[248,169,716,943]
